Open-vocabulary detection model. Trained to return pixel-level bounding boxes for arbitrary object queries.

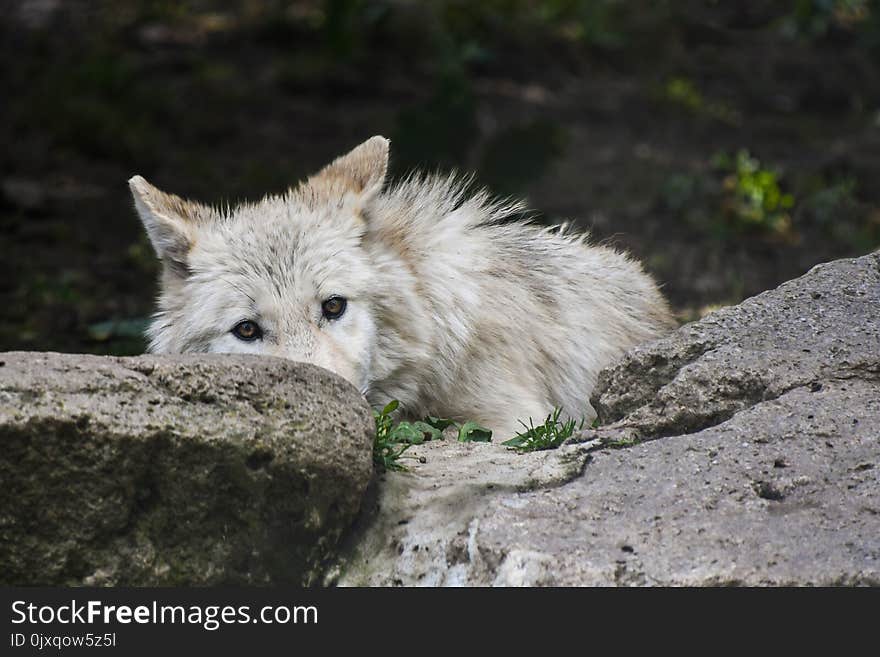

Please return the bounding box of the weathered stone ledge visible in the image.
[0,353,373,585]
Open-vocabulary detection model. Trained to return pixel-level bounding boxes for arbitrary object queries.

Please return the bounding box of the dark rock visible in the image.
[0,352,373,585]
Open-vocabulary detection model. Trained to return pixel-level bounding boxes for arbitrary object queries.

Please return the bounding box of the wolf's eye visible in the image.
[232,320,262,341]
[321,296,347,320]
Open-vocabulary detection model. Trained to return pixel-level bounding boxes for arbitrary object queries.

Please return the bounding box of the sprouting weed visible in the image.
[372,401,492,470]
[502,407,584,453]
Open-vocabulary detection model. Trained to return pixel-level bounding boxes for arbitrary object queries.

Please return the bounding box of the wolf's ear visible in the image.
[129,175,203,276]
[311,136,389,202]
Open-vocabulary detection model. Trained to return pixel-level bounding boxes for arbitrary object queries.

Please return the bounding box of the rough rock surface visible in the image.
[336,254,880,585]
[0,352,373,585]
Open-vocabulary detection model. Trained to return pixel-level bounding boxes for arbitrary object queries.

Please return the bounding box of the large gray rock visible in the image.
[0,352,373,585]
[335,254,880,585]
[592,252,880,438]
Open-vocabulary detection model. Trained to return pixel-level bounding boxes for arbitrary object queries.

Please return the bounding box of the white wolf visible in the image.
[130,136,674,438]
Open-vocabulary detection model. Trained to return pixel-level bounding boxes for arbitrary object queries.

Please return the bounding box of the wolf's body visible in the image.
[131,137,674,438]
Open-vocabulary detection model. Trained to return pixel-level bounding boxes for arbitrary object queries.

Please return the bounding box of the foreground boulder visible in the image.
[0,353,373,585]
[335,253,880,585]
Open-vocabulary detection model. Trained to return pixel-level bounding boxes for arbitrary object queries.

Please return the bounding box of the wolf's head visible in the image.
[130,136,391,393]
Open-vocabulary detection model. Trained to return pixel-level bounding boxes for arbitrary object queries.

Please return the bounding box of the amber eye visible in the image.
[231,320,262,341]
[321,296,347,320]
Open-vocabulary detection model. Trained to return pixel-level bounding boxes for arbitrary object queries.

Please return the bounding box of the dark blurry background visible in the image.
[2,0,879,355]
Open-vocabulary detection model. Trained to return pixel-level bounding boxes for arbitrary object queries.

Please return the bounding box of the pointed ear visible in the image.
[129,175,203,276]
[311,136,389,201]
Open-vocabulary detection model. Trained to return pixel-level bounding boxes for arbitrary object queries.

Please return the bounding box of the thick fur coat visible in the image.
[131,136,674,438]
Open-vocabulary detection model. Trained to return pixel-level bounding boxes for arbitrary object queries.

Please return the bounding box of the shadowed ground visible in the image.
[1,1,879,354]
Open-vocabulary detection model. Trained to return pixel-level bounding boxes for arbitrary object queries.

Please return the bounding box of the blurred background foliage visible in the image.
[2,0,879,353]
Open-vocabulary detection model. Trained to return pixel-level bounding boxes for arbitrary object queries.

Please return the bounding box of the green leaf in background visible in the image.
[389,421,429,445]
[373,400,412,471]
[501,433,529,447]
[87,317,150,342]
[412,421,444,442]
[457,421,492,442]
[373,400,493,469]
[423,416,456,432]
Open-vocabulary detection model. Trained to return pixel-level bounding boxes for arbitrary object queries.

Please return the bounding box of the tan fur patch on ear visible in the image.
[312,136,390,196]
[128,176,206,225]
[129,175,209,271]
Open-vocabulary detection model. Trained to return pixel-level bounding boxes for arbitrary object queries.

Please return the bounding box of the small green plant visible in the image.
[502,407,584,453]
[372,400,412,471]
[373,400,430,470]
[456,420,493,442]
[713,150,796,238]
[372,401,492,470]
[422,415,492,442]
